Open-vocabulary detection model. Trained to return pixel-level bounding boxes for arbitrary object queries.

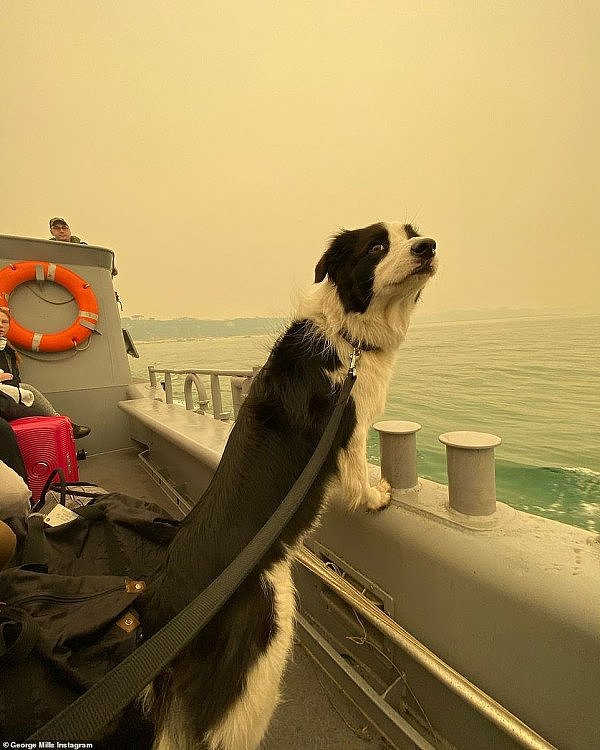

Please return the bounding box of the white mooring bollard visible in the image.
[438,431,502,516]
[373,420,422,491]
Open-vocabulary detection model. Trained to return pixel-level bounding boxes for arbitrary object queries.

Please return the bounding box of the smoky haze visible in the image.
[1,2,598,320]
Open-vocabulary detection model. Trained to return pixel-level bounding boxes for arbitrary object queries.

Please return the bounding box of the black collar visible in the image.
[339,329,381,353]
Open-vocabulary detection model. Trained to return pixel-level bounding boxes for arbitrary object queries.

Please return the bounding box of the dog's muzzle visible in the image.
[410,237,436,260]
[410,237,437,274]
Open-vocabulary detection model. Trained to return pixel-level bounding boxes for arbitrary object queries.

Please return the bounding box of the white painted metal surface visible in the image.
[439,430,502,516]
[373,420,422,490]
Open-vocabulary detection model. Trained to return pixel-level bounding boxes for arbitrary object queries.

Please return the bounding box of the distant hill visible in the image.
[121,316,285,341]
[121,308,592,341]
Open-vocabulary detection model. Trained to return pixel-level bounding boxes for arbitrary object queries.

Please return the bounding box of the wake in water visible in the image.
[500,464,600,532]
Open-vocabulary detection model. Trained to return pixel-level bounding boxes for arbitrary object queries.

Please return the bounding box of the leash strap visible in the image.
[20,513,50,573]
[29,370,357,742]
[32,467,67,512]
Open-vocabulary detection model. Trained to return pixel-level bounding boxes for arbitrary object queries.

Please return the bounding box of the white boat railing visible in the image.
[148,365,257,420]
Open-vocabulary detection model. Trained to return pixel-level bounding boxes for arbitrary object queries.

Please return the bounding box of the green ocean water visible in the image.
[129,314,600,533]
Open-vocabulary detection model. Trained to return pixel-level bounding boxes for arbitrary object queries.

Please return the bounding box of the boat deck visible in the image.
[81,448,389,750]
[79,447,172,509]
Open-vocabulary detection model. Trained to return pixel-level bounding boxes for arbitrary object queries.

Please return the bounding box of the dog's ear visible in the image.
[314,253,329,283]
[314,229,356,284]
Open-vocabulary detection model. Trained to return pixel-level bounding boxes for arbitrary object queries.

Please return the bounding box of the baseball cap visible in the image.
[49,217,68,228]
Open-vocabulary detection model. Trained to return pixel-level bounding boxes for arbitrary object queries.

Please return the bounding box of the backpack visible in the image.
[0,491,179,740]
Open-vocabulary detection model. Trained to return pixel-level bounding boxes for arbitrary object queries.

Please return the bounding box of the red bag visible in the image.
[10,416,78,501]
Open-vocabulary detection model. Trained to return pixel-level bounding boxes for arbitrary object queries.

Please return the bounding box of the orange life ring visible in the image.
[0,261,99,352]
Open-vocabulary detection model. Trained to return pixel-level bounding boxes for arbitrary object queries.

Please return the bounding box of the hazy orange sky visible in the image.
[1,2,598,319]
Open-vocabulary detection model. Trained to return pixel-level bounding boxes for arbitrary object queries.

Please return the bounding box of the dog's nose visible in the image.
[410,238,436,259]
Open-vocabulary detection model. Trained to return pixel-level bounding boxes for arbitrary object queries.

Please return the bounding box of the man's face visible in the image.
[51,222,72,241]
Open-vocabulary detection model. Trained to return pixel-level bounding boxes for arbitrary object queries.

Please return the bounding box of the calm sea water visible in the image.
[129,315,600,533]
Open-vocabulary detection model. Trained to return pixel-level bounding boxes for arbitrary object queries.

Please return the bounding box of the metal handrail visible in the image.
[148,365,255,420]
[296,547,556,750]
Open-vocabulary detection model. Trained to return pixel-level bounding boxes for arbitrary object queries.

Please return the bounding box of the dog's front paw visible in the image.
[365,478,391,512]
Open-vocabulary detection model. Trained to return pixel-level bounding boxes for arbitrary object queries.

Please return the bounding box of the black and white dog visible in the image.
[132,221,437,750]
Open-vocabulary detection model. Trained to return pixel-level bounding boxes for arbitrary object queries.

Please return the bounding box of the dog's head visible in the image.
[314,222,437,314]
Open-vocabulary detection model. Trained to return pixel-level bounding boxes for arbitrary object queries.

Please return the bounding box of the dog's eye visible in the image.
[369,243,385,255]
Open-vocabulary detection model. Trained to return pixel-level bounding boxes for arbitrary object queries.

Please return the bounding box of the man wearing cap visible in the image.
[49,217,86,245]
[48,218,118,276]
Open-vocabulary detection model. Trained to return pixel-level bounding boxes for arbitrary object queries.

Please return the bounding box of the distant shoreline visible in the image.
[122,310,598,343]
